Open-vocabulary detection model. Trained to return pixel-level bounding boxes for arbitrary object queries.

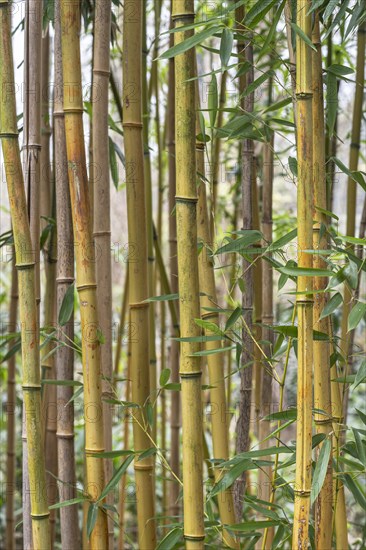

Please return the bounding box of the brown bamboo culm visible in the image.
[54,0,79,545]
[122,0,156,546]
[0,1,51,547]
[92,1,114,545]
[292,2,314,547]
[173,0,205,546]
[60,0,109,546]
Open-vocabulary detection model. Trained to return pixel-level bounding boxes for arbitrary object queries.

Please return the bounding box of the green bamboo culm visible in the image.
[292,1,314,548]
[0,2,51,548]
[173,1,205,547]
[122,0,157,547]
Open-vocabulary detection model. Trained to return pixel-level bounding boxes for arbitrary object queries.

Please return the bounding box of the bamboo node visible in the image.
[53,111,65,118]
[0,131,18,138]
[183,534,205,541]
[15,261,35,270]
[293,489,311,497]
[22,384,42,391]
[93,230,111,238]
[93,69,110,77]
[56,431,75,440]
[76,283,97,292]
[30,513,50,520]
[295,92,312,99]
[122,122,143,129]
[296,298,314,304]
[134,463,153,471]
[85,447,105,456]
[175,195,198,204]
[129,301,149,309]
[350,142,361,149]
[56,277,74,284]
[63,107,84,114]
[201,312,217,320]
[180,371,202,379]
[172,12,196,21]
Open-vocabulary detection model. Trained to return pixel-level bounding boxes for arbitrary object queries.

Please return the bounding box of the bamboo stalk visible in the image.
[114,269,129,382]
[292,2,314,547]
[173,1,204,546]
[312,14,333,549]
[235,3,255,520]
[167,0,181,518]
[195,84,238,549]
[5,257,18,550]
[92,1,114,545]
[60,1,108,546]
[54,0,79,544]
[0,2,51,548]
[252,165,262,440]
[339,21,366,419]
[122,1,156,546]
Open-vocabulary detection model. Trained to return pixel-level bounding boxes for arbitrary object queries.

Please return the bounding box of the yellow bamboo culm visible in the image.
[60,1,108,547]
[173,1,204,547]
[195,85,238,549]
[0,2,51,548]
[122,0,157,547]
[312,13,333,550]
[292,1,314,548]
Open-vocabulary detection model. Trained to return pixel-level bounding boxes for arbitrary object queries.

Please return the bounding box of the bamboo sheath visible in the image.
[173,1,204,546]
[0,3,51,548]
[6,258,18,550]
[235,3,254,520]
[168,0,181,518]
[122,1,156,547]
[312,15,333,550]
[92,1,114,545]
[195,79,238,549]
[292,2,314,548]
[54,0,79,545]
[60,1,108,547]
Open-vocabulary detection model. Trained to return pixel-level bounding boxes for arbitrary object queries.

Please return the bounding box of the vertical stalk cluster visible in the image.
[122,0,156,547]
[172,0,204,546]
[292,2,314,548]
[0,2,51,548]
[60,0,108,546]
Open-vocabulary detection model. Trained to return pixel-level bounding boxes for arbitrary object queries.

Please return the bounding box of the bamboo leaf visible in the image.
[351,360,366,390]
[332,157,366,191]
[209,459,253,498]
[137,447,157,461]
[160,368,171,386]
[220,28,233,69]
[58,283,75,326]
[145,293,179,302]
[245,0,277,26]
[311,438,331,504]
[319,292,343,320]
[215,231,262,255]
[190,345,235,357]
[208,72,218,128]
[288,156,298,177]
[109,136,119,188]
[341,473,366,510]
[88,450,134,459]
[348,301,366,332]
[241,71,274,99]
[326,73,337,136]
[160,25,222,59]
[49,496,86,510]
[278,266,334,277]
[352,428,366,468]
[226,520,283,532]
[267,228,297,252]
[225,306,242,331]
[290,22,317,51]
[86,503,98,538]
[156,527,183,550]
[98,453,134,502]
[326,64,354,77]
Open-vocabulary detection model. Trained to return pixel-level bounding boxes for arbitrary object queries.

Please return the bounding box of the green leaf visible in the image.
[356,408,366,426]
[49,496,86,510]
[348,301,366,332]
[263,409,297,422]
[245,0,277,26]
[215,231,262,255]
[98,453,134,502]
[160,368,171,386]
[315,206,339,221]
[311,438,331,505]
[341,473,366,510]
[227,520,283,532]
[88,450,134,459]
[326,73,337,136]
[278,266,334,277]
[160,25,222,59]
[220,28,233,69]
[210,459,253,498]
[87,502,98,538]
[58,283,75,326]
[351,360,366,390]
[241,71,274,99]
[42,379,83,387]
[190,345,235,357]
[208,72,218,128]
[267,228,297,252]
[225,307,242,331]
[194,318,224,336]
[156,527,183,550]
[145,293,179,302]
[352,428,366,468]
[290,22,317,51]
[109,136,119,189]
[137,447,157,462]
[326,64,354,77]
[332,157,366,192]
[288,156,297,178]
[319,292,343,320]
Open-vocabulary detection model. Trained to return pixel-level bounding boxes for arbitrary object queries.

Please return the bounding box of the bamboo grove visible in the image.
[0,0,365,548]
